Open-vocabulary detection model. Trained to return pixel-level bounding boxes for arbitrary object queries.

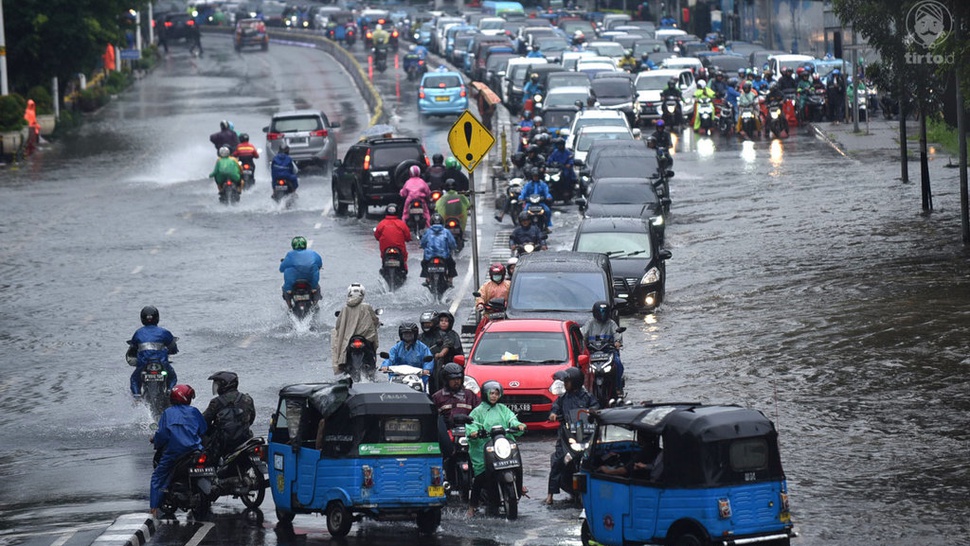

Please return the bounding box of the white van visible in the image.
[766,54,816,77]
[654,28,687,42]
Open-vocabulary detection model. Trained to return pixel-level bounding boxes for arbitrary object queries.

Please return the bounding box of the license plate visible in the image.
[506,403,531,413]
[384,259,401,267]
[492,459,519,470]
[428,485,445,497]
[287,137,308,146]
[293,294,311,301]
[435,96,450,102]
[410,207,424,215]
[428,266,446,273]
[188,467,215,477]
[144,374,166,382]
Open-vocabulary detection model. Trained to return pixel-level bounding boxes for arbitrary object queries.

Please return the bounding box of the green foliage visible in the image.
[134,45,159,71]
[26,86,54,115]
[104,71,131,94]
[0,93,28,132]
[77,87,108,113]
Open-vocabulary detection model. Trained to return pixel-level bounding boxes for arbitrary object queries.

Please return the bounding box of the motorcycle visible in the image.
[210,437,269,509]
[715,99,734,136]
[586,330,625,408]
[429,189,443,206]
[339,333,377,382]
[405,57,425,81]
[765,99,789,139]
[446,413,474,503]
[652,146,673,214]
[240,161,255,191]
[344,27,357,48]
[661,97,681,128]
[477,425,524,520]
[444,216,464,252]
[127,343,175,420]
[218,178,241,205]
[271,178,297,205]
[425,256,450,301]
[288,279,319,320]
[406,199,427,240]
[503,178,523,225]
[381,363,427,392]
[738,104,760,140]
[545,163,576,204]
[555,407,596,501]
[694,97,714,136]
[803,88,826,123]
[524,193,549,231]
[373,45,388,73]
[155,449,216,518]
[473,294,507,338]
[380,246,407,291]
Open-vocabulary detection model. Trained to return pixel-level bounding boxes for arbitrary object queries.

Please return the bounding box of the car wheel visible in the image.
[332,181,347,215]
[353,186,366,219]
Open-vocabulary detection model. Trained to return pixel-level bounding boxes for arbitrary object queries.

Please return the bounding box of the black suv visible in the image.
[159,13,197,41]
[332,137,428,218]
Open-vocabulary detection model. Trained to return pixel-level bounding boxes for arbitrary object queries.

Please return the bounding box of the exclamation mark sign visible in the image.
[463,121,474,162]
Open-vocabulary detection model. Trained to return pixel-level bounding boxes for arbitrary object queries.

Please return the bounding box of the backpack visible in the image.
[214,393,251,451]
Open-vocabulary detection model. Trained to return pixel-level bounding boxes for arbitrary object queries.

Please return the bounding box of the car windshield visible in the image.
[560,20,589,33]
[636,73,672,91]
[574,117,627,135]
[633,41,664,56]
[592,80,632,98]
[575,231,651,257]
[549,73,590,88]
[577,131,632,151]
[471,331,568,364]
[480,19,505,30]
[592,43,625,57]
[591,156,649,177]
[591,182,658,204]
[509,64,531,84]
[371,146,420,169]
[510,271,608,312]
[538,40,569,53]
[706,56,748,72]
[423,75,462,88]
[487,54,516,71]
[272,116,323,132]
[544,110,575,128]
[546,91,587,107]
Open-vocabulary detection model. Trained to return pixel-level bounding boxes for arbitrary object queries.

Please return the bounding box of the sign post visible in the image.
[448,110,495,293]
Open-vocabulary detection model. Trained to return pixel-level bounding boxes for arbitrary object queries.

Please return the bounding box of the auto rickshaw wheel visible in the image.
[416,508,441,534]
[580,519,593,546]
[670,531,707,546]
[275,507,295,524]
[326,501,353,537]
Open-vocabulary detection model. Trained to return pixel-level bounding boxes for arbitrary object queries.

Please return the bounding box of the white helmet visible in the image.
[218,146,230,158]
[375,23,383,30]
[697,79,707,88]
[347,283,365,298]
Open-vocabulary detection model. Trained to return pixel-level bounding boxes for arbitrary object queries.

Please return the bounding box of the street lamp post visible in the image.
[0,0,9,95]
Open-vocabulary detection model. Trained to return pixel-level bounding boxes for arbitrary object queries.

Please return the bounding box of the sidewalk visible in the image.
[811,117,923,161]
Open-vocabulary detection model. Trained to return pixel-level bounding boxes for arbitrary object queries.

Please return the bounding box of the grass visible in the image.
[911,118,970,157]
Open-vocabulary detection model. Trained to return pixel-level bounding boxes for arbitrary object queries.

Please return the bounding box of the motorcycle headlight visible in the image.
[464,376,480,394]
[771,110,780,119]
[523,243,535,253]
[651,215,664,227]
[602,364,612,373]
[494,437,512,459]
[550,379,565,396]
[534,94,543,103]
[639,266,661,285]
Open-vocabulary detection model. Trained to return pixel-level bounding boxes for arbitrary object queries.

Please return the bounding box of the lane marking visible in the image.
[150,247,159,255]
[49,532,75,546]
[239,335,256,349]
[185,522,214,546]
[166,228,176,235]
[131,266,143,275]
[314,222,322,229]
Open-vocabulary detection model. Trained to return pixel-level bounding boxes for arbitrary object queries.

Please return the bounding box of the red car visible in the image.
[455,319,589,431]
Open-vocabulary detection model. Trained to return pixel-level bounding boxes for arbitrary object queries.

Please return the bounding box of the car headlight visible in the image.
[639,266,661,285]
[549,379,565,396]
[464,376,480,394]
[494,437,512,459]
[651,215,664,227]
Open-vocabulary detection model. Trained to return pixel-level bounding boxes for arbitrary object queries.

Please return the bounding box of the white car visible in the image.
[634,68,696,124]
[477,17,507,36]
[587,41,627,61]
[503,57,548,106]
[542,85,594,110]
[563,109,630,150]
[661,56,703,73]
[561,50,598,71]
[654,28,687,41]
[766,54,817,78]
[572,125,638,163]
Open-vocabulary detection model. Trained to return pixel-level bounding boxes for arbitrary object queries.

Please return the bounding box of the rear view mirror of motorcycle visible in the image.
[666,170,675,178]
[616,327,627,334]
[423,355,434,362]
[573,159,585,167]
[472,291,482,297]
[379,351,391,359]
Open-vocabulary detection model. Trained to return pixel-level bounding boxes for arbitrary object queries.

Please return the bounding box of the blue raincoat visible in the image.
[279,248,323,292]
[380,340,434,386]
[420,224,457,260]
[150,404,207,509]
[129,325,178,394]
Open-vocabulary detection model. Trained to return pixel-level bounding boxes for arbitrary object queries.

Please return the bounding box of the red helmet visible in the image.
[796,67,805,76]
[170,384,196,405]
[488,263,506,281]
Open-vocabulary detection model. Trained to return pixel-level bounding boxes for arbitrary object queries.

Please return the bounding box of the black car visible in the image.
[505,251,624,324]
[590,76,639,125]
[576,177,667,244]
[159,13,198,42]
[572,217,671,313]
[332,136,428,218]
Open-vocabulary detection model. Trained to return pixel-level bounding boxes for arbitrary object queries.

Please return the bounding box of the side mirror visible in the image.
[616,326,627,333]
[454,354,466,365]
[262,126,269,133]
[632,128,642,138]
[334,159,343,168]
[577,354,589,367]
[379,351,390,359]
[574,197,587,208]
[330,121,341,129]
[658,249,672,260]
[573,159,585,167]
[661,197,672,207]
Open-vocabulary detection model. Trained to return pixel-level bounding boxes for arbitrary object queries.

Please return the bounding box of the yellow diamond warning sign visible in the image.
[447,110,495,172]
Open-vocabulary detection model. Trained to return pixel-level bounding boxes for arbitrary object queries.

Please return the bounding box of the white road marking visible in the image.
[166,228,176,235]
[131,266,143,275]
[239,335,256,348]
[185,521,214,546]
[314,222,322,229]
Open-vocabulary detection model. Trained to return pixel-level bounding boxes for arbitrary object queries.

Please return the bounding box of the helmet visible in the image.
[208,370,239,395]
[769,81,778,90]
[438,310,455,330]
[737,68,746,77]
[442,362,464,383]
[398,321,419,341]
[481,380,503,399]
[444,157,459,169]
[409,44,416,51]
[375,23,383,30]
[535,133,550,144]
[419,310,439,332]
[517,211,531,224]
[592,300,610,322]
[553,137,565,149]
[489,262,506,282]
[291,235,307,250]
[530,73,539,82]
[533,116,543,126]
[220,120,230,130]
[653,44,662,52]
[667,78,677,88]
[812,72,820,81]
[727,77,739,87]
[511,152,526,167]
[170,384,196,405]
[563,366,584,390]
[409,164,422,177]
[385,203,399,216]
[655,119,665,128]
[532,44,540,51]
[239,133,250,143]
[742,81,752,92]
[444,178,457,191]
[715,70,724,78]
[218,146,230,158]
[279,143,290,154]
[641,52,649,60]
[140,305,159,326]
[432,153,444,165]
[574,30,584,37]
[764,68,774,77]
[646,135,657,148]
[796,67,805,76]
[697,79,706,88]
[430,213,444,225]
[832,68,840,75]
[347,283,365,298]
[526,144,539,155]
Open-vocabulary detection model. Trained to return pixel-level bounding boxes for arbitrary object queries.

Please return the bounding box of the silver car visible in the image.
[262,109,340,169]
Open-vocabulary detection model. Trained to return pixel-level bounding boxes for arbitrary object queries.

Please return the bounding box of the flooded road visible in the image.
[0,33,968,546]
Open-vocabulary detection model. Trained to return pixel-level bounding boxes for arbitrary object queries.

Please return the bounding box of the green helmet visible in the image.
[291,236,307,250]
[444,157,459,169]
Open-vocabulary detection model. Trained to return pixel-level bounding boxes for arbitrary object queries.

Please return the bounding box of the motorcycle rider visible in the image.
[202,371,256,461]
[475,263,510,311]
[442,157,470,193]
[435,178,470,233]
[763,82,789,138]
[527,44,544,58]
[523,73,543,109]
[795,67,813,119]
[724,76,741,123]
[149,384,206,518]
[371,22,390,51]
[380,322,434,388]
[403,44,424,76]
[777,66,798,94]
[232,133,259,186]
[518,167,553,228]
[651,119,673,149]
[581,301,624,395]
[692,79,716,131]
[419,310,441,352]
[827,68,846,123]
[660,78,684,124]
[431,362,479,481]
[209,120,238,152]
[546,137,577,193]
[506,256,518,277]
[330,283,381,375]
[710,70,728,97]
[544,367,599,505]
[736,81,762,137]
[638,52,657,72]
[400,164,432,229]
[128,305,179,396]
[270,143,299,193]
[465,380,527,518]
[618,50,637,72]
[425,153,447,190]
[429,311,463,393]
[571,30,586,48]
[509,210,547,252]
[374,203,412,274]
[420,213,459,287]
[528,116,548,145]
[279,235,323,308]
[209,146,243,202]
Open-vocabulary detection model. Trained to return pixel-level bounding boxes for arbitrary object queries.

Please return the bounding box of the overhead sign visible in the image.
[447,110,494,172]
[119,49,141,60]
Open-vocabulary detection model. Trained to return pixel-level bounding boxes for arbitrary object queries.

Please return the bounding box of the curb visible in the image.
[91,514,156,546]
[810,122,848,157]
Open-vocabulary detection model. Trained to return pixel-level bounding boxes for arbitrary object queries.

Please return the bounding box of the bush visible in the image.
[78,87,108,112]
[104,71,131,94]
[0,93,27,132]
[26,86,54,115]
[134,45,159,71]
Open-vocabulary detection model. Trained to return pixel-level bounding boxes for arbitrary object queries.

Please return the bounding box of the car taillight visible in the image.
[392,30,399,37]
[311,129,328,137]
[186,20,195,26]
[460,86,467,98]
[351,338,365,349]
[363,151,371,171]
[266,132,283,141]
[362,465,374,488]
[419,87,425,99]
[164,21,173,28]
[366,31,373,39]
[439,82,446,88]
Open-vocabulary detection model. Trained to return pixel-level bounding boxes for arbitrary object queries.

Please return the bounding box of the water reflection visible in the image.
[769,139,784,168]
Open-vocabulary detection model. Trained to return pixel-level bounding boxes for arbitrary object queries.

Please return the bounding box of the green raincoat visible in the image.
[466,401,523,476]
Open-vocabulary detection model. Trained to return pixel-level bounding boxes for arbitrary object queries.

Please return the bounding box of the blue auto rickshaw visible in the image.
[268,379,447,536]
[576,404,796,546]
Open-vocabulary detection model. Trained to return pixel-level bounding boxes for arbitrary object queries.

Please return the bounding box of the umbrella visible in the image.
[362,124,396,138]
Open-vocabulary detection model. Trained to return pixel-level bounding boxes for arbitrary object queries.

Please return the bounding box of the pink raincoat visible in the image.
[400,176,432,228]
